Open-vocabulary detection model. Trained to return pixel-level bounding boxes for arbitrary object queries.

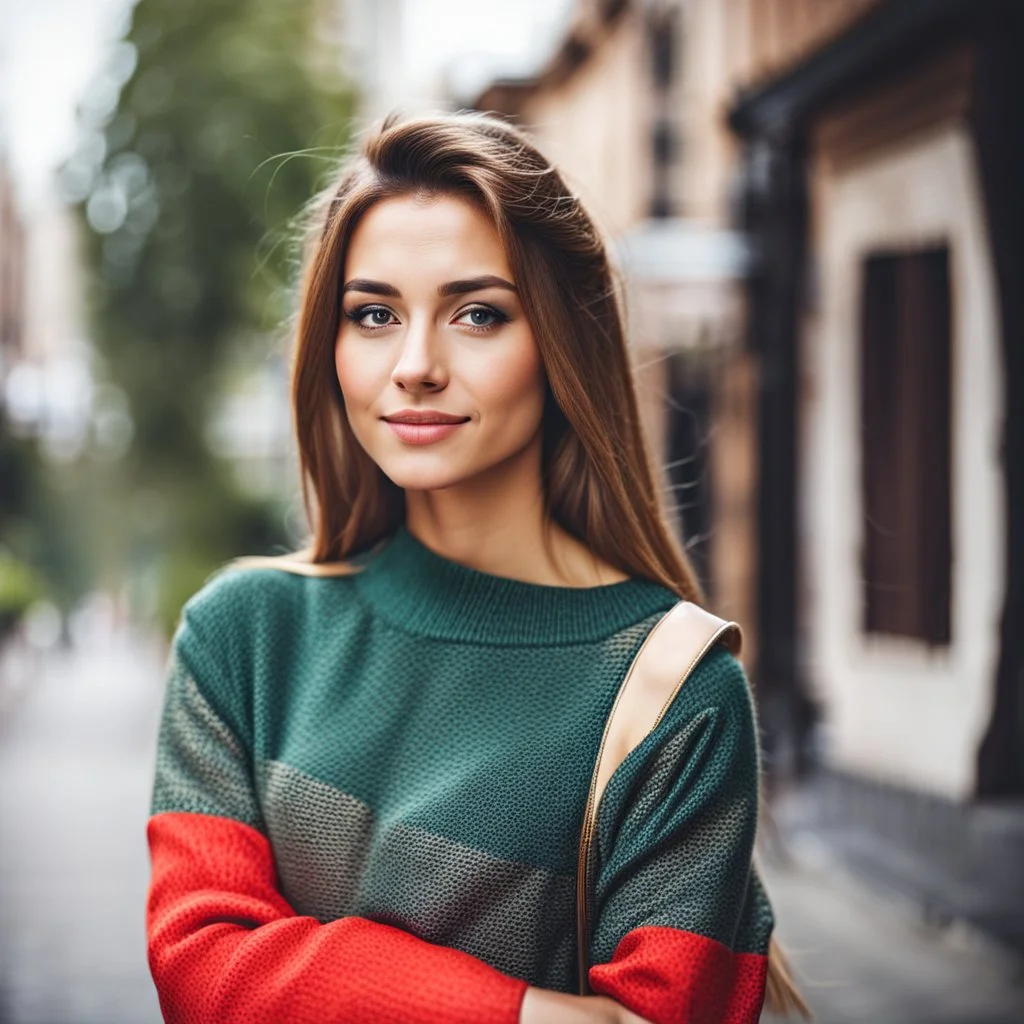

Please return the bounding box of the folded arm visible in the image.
[148,610,644,1024]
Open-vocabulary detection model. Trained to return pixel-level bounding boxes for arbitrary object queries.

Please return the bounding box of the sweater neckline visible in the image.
[352,523,678,646]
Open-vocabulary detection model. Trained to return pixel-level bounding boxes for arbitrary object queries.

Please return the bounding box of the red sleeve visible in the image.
[147,810,527,1024]
[588,928,767,1024]
[584,650,772,1024]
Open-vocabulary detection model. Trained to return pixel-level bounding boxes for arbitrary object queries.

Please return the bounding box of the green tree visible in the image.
[67,0,355,632]
[0,420,46,638]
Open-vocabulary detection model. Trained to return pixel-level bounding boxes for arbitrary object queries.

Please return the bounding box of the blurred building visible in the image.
[0,149,26,379]
[726,0,1023,948]
[473,0,1024,948]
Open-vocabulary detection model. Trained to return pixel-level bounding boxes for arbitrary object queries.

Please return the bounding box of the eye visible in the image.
[346,305,398,330]
[453,304,509,331]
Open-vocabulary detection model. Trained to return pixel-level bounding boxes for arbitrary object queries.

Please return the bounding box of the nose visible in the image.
[390,314,448,392]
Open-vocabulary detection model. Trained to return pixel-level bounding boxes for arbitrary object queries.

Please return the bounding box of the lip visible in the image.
[381,410,471,445]
[382,410,470,424]
[385,420,468,445]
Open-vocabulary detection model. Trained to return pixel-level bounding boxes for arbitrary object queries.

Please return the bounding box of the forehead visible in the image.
[343,193,513,282]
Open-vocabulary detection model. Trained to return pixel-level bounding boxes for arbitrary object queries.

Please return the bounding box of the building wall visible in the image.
[0,156,25,370]
[672,0,877,653]
[517,10,651,237]
[801,122,1004,799]
[23,204,83,365]
[709,347,758,667]
[679,0,879,223]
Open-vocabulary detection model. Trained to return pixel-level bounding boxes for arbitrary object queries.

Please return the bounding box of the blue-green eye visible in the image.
[345,305,397,329]
[454,305,509,330]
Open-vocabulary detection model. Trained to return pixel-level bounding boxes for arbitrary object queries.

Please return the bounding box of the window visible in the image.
[859,246,952,645]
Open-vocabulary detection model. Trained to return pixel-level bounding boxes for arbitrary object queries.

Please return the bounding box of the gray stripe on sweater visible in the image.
[258,759,575,988]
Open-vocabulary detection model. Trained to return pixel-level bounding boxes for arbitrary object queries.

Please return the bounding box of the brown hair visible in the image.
[242,109,807,1016]
[283,109,702,600]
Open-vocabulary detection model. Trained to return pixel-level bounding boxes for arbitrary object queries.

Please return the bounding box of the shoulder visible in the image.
[174,559,364,672]
[169,560,367,724]
[660,643,761,775]
[600,644,762,840]
[625,602,748,738]
[680,644,756,719]
[180,563,311,637]
[624,645,762,808]
[183,552,369,617]
[629,630,759,757]
[665,643,759,751]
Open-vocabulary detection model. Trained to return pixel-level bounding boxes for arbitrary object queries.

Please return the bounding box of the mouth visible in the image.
[382,413,471,425]
[382,416,470,445]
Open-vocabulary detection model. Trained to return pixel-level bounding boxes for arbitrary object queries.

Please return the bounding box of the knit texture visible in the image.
[146,524,773,1023]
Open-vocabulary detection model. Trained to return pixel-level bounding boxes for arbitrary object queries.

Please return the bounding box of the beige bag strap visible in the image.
[575,601,742,994]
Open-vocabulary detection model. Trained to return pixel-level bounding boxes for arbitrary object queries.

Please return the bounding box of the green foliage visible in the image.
[67,0,355,634]
[0,548,45,640]
[0,419,72,622]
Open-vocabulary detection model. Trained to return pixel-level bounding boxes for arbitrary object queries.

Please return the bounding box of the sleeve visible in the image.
[146,599,527,1024]
[585,646,774,1024]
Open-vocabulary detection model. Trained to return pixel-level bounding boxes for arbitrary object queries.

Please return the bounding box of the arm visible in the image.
[519,988,654,1024]
[583,647,773,1024]
[147,616,527,1024]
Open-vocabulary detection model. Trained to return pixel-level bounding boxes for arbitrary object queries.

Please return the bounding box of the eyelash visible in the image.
[344,303,510,334]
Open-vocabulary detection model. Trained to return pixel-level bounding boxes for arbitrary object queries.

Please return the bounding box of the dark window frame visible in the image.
[859,244,953,646]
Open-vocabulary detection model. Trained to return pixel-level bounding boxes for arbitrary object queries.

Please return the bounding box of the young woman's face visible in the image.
[335,193,546,492]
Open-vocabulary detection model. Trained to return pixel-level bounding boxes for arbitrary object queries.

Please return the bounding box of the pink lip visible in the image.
[386,420,467,445]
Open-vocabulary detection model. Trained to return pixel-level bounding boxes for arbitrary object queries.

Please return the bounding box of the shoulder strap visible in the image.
[575,600,742,994]
[592,601,742,804]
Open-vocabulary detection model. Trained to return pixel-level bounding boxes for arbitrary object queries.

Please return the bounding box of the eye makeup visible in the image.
[343,301,512,334]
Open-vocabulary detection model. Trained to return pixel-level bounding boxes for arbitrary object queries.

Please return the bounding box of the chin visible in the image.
[377,459,476,493]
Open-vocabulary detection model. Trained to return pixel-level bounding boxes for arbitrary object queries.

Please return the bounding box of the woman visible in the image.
[145,111,805,1023]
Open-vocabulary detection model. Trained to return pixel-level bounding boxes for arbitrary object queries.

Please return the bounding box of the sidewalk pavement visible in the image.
[759,807,1024,1024]
[0,630,166,1024]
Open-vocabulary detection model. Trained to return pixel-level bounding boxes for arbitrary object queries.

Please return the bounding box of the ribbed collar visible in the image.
[353,523,678,646]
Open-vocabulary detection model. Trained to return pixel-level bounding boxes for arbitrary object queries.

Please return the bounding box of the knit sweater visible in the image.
[146,524,774,1024]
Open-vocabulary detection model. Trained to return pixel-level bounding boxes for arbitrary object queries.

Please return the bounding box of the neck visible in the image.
[353,523,677,646]
[403,434,626,588]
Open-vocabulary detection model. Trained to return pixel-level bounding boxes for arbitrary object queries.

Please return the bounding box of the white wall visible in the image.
[801,124,1005,800]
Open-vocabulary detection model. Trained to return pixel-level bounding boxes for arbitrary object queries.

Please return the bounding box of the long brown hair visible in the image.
[247,109,807,1016]
[286,110,701,601]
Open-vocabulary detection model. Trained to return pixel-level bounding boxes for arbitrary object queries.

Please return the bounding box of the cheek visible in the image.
[334,343,351,398]
[334,337,373,406]
[333,339,382,455]
[478,338,546,421]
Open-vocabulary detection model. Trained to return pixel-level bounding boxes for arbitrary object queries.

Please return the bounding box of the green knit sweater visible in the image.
[146,524,774,1024]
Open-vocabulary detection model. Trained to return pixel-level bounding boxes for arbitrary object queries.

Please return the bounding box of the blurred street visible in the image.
[760,829,1024,1024]
[0,635,1021,1024]
[0,631,165,1024]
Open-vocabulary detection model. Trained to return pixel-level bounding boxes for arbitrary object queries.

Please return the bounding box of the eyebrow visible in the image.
[341,275,517,298]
